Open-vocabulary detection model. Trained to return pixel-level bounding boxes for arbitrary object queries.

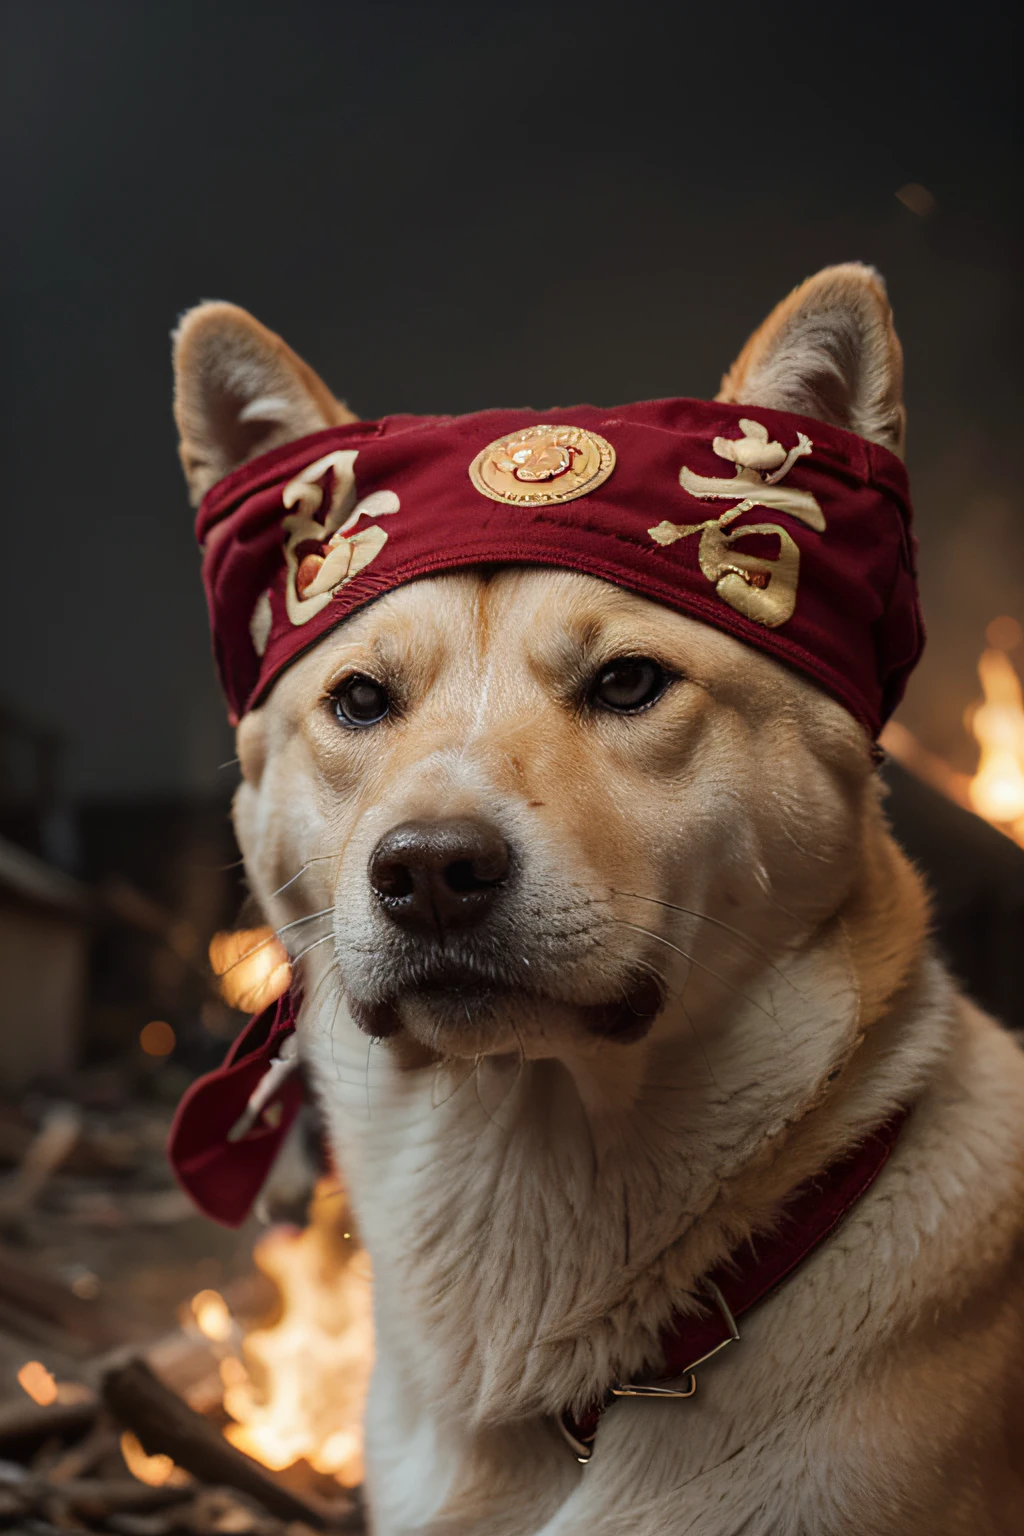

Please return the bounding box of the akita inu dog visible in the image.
[171,265,1024,1534]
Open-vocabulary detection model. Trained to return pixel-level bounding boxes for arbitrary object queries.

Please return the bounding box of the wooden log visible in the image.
[0,1464,192,1525]
[51,1474,195,1518]
[0,1239,139,1353]
[101,1357,353,1530]
[47,1416,120,1481]
[0,1103,81,1223]
[0,1393,98,1452]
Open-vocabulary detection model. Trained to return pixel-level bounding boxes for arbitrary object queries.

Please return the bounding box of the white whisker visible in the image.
[610,889,799,992]
[291,932,336,965]
[610,919,779,1025]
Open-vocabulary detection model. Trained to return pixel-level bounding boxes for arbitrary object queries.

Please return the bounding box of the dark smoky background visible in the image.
[0,1,1021,1101]
[0,4,1019,1517]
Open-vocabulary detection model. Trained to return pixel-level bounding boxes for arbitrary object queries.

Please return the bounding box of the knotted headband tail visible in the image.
[167,993,302,1227]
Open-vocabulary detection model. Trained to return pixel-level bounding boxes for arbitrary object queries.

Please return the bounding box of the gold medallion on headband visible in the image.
[469,424,615,506]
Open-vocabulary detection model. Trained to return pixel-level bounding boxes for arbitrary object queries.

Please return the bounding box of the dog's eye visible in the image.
[591,657,670,714]
[333,674,391,727]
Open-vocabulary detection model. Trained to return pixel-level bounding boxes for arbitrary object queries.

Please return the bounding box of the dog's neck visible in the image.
[302,819,947,1429]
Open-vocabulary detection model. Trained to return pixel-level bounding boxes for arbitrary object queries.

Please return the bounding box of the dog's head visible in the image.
[175,267,921,1069]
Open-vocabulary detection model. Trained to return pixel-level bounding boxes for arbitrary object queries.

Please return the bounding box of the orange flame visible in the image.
[209,927,292,1013]
[220,1180,373,1487]
[881,622,1024,852]
[190,1289,235,1344]
[967,644,1024,848]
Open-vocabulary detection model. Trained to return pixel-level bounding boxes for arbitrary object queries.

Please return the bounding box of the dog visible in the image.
[172,265,1024,1534]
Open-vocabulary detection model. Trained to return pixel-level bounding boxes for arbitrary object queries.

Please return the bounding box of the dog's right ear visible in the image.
[716,264,905,456]
[173,304,357,505]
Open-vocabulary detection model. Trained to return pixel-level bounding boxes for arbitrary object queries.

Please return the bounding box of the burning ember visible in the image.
[119,1429,191,1488]
[191,1288,236,1345]
[17,1360,93,1408]
[17,1359,58,1406]
[192,1180,373,1489]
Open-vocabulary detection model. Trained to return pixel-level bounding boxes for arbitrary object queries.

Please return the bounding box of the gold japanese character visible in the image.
[649,420,825,628]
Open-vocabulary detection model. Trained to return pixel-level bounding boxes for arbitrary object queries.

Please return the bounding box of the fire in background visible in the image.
[189,1179,373,1489]
[884,614,1024,850]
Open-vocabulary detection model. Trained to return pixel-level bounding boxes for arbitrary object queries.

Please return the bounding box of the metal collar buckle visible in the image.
[559,1281,741,1464]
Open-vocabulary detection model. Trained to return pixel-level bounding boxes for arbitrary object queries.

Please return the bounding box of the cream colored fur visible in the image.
[174,268,1024,1533]
[173,302,353,504]
[716,264,907,455]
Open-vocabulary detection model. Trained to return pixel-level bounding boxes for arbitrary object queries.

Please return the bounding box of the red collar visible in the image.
[168,998,907,1461]
[559,1109,908,1461]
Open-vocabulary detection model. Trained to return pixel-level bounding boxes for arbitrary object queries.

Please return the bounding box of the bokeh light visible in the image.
[139,1020,176,1057]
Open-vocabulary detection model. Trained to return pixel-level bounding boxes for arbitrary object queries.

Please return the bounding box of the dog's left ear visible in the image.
[716,263,905,456]
[173,303,357,505]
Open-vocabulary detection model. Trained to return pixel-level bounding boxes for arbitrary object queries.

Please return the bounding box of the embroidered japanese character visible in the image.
[648,420,825,628]
[279,452,399,628]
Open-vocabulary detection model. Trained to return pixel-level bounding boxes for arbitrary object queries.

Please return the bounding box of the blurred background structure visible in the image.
[4,0,1022,1036]
[0,2,1020,1527]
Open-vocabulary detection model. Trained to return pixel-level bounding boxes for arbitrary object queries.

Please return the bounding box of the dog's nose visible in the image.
[368,818,511,931]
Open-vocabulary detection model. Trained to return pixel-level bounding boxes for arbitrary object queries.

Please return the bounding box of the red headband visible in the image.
[197,398,923,737]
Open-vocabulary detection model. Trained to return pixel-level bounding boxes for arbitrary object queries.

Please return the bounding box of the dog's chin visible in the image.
[347,972,664,1058]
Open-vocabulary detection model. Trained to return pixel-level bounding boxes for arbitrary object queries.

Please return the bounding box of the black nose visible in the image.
[368,818,512,932]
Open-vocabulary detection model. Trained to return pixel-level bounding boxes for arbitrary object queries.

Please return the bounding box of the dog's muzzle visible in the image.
[352,817,664,1047]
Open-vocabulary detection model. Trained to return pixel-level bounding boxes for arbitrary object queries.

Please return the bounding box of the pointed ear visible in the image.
[716,264,905,456]
[172,303,357,504]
